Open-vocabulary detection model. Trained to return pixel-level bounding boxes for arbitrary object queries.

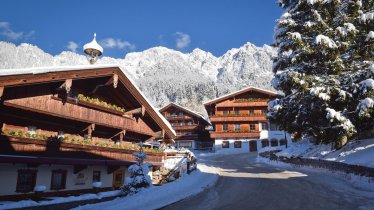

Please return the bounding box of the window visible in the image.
[261,122,268,131]
[262,139,269,148]
[16,169,37,193]
[280,139,287,146]
[172,112,177,117]
[250,124,256,131]
[166,113,170,117]
[187,132,192,135]
[261,109,267,115]
[93,171,101,182]
[234,124,240,131]
[223,124,228,131]
[179,112,184,117]
[222,141,229,148]
[51,170,67,190]
[180,122,185,126]
[178,141,192,148]
[188,121,193,125]
[271,139,279,147]
[234,110,240,115]
[171,122,176,126]
[223,110,229,115]
[234,141,242,148]
[249,109,255,115]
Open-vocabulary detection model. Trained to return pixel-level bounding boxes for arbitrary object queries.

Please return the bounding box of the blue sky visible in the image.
[0,0,283,58]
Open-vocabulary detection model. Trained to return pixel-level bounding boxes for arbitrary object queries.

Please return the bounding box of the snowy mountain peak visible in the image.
[0,41,276,114]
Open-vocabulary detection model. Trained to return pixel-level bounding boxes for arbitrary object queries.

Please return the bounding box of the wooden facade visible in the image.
[204,87,278,152]
[160,103,212,149]
[0,65,175,199]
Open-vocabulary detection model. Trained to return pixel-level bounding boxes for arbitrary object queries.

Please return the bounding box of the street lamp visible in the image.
[83,33,103,64]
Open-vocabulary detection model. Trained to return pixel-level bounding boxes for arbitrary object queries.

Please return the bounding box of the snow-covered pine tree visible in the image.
[121,142,152,196]
[345,1,374,138]
[269,0,373,148]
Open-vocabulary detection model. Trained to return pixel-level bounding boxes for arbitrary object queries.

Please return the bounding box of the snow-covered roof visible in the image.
[0,64,176,138]
[160,103,211,125]
[0,64,117,76]
[203,86,278,106]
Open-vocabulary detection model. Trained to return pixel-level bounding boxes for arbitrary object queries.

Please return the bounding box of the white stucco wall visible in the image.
[214,139,259,154]
[0,164,127,196]
[176,140,196,149]
[260,131,291,142]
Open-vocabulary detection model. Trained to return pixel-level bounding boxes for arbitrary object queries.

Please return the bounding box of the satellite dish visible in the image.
[83,33,103,64]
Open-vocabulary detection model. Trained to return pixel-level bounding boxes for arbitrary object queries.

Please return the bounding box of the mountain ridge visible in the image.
[0,41,276,115]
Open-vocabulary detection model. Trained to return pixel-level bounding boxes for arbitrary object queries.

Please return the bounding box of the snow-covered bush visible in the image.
[121,142,152,196]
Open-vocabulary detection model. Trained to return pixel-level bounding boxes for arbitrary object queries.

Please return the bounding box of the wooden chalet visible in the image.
[160,103,212,149]
[0,65,175,200]
[204,86,287,153]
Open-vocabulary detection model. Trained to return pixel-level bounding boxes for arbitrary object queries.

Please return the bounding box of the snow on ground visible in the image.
[0,151,219,210]
[274,138,374,168]
[257,156,374,193]
[73,160,219,210]
[0,190,122,210]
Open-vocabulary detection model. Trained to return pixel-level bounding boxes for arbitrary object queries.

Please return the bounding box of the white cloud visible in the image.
[174,32,191,49]
[66,41,79,52]
[0,21,34,40]
[100,38,135,51]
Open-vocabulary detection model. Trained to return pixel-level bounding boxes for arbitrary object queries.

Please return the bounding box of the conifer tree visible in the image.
[269,0,373,148]
[121,142,152,196]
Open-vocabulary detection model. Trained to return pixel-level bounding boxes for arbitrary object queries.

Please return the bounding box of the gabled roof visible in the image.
[0,64,176,139]
[160,103,211,125]
[204,86,278,106]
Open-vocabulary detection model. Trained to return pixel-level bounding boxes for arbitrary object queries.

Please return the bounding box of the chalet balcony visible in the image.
[175,134,198,140]
[0,135,164,164]
[209,114,267,122]
[216,100,269,108]
[210,131,260,138]
[172,124,199,131]
[165,115,192,120]
[3,95,155,137]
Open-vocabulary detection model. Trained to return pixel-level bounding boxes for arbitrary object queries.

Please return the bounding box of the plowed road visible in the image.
[162,153,374,210]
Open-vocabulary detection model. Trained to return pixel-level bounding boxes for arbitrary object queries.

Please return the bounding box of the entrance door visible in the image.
[249,141,257,152]
[112,169,124,189]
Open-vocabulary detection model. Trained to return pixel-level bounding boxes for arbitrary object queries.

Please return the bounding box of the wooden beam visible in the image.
[110,130,126,139]
[59,79,72,93]
[82,124,95,139]
[0,86,4,100]
[113,74,119,88]
[153,129,165,138]
[90,74,119,94]
[124,105,145,117]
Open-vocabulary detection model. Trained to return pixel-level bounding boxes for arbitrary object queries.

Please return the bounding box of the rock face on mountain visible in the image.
[0,41,276,114]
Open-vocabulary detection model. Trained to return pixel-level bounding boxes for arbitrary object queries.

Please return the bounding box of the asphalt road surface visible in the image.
[162,153,374,210]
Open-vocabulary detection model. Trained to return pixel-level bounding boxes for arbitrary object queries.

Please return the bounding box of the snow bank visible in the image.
[257,156,374,192]
[0,191,122,210]
[276,139,332,159]
[324,139,374,167]
[73,162,219,210]
[276,138,374,168]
